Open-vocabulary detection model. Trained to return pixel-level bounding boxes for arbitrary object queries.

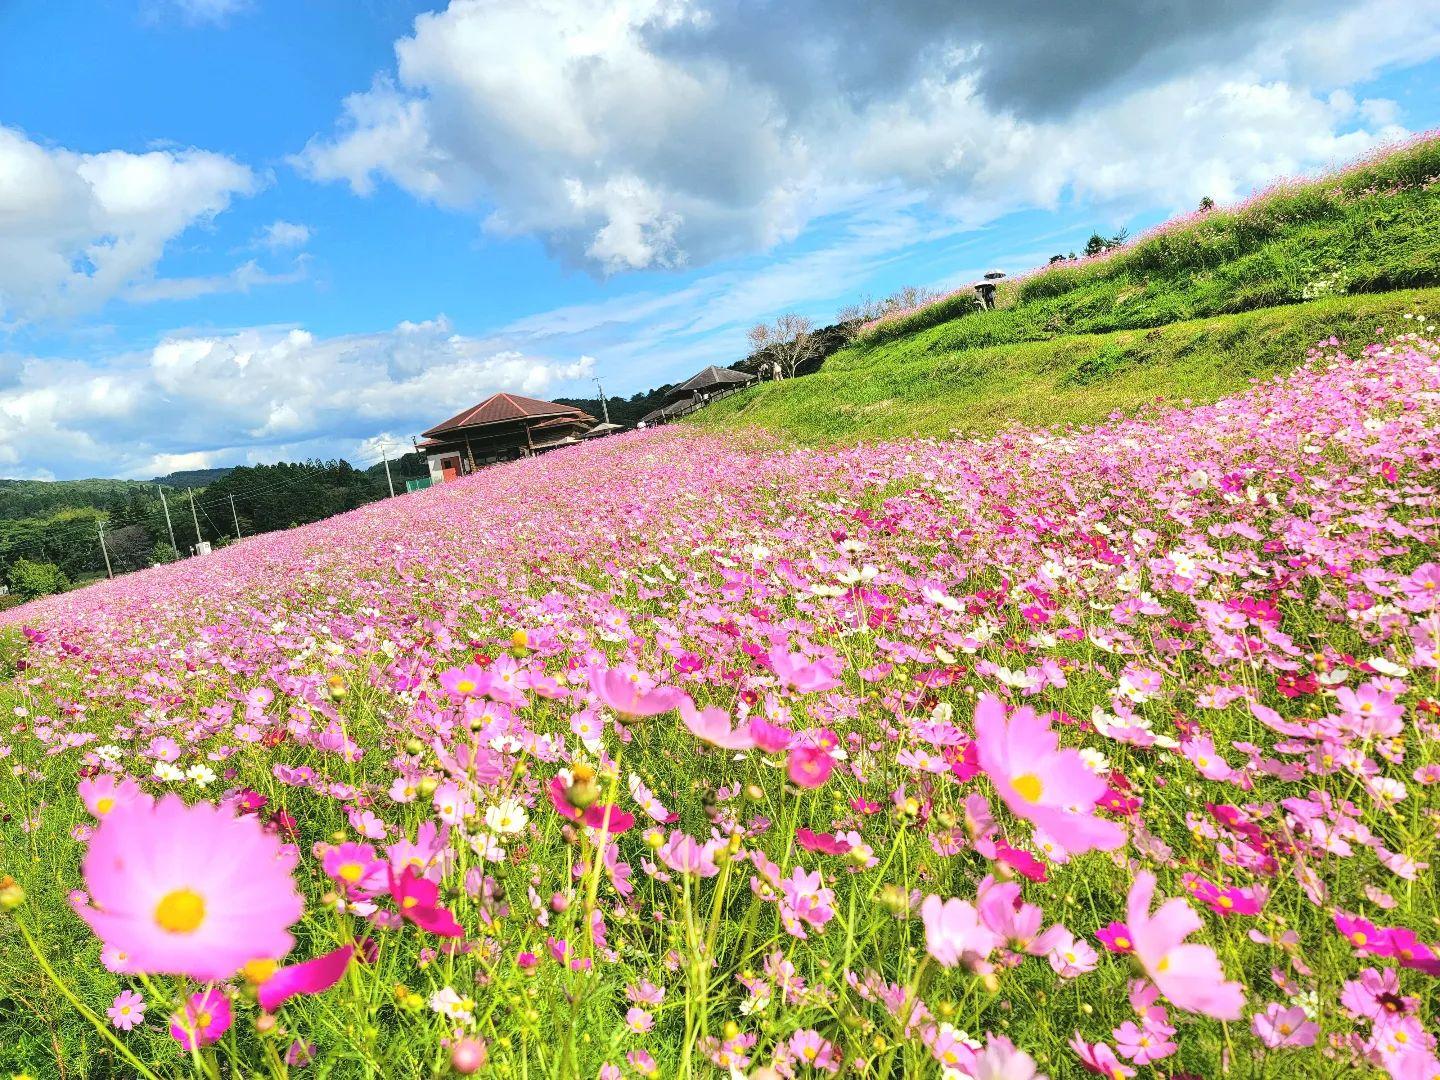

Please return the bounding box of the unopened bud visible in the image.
[450,1037,487,1075]
[404,738,425,756]
[879,884,908,915]
[326,675,348,701]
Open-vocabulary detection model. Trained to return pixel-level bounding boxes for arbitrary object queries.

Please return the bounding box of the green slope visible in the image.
[692,136,1440,443]
[692,289,1439,443]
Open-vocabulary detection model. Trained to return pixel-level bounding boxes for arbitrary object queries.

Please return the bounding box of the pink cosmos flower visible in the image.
[588,663,683,718]
[322,842,388,896]
[973,696,1124,855]
[170,989,232,1050]
[438,664,488,698]
[107,990,145,1031]
[1251,1003,1318,1049]
[1112,1020,1176,1065]
[921,894,1001,970]
[78,775,148,819]
[1069,1034,1134,1078]
[971,1034,1044,1079]
[679,697,756,750]
[624,1007,654,1034]
[79,794,302,981]
[768,647,844,693]
[788,1028,841,1072]
[1125,871,1245,1020]
[657,830,720,878]
[787,746,835,788]
[252,945,354,1012]
[389,865,464,937]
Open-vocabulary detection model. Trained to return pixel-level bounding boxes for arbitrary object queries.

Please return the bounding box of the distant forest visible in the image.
[0,454,429,608]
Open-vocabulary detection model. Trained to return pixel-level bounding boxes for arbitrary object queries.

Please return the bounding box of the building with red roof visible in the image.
[418,393,597,482]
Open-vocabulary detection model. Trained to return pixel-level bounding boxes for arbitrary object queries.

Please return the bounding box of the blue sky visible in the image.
[2,0,1439,479]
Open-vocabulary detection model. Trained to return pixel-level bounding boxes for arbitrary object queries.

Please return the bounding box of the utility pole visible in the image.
[189,493,203,552]
[593,376,611,425]
[229,494,242,540]
[97,521,113,579]
[157,486,180,559]
[380,444,396,497]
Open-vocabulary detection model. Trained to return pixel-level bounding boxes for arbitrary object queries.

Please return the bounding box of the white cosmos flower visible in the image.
[485,800,529,835]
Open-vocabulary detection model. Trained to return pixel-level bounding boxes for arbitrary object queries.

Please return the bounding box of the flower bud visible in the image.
[326,675,348,701]
[418,776,439,796]
[450,1037,487,1075]
[879,884,908,915]
[404,738,425,756]
[0,881,25,911]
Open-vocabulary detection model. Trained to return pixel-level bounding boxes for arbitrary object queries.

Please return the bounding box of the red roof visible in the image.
[422,393,593,438]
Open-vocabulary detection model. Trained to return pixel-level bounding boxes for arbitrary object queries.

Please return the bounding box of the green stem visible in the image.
[13,919,164,1080]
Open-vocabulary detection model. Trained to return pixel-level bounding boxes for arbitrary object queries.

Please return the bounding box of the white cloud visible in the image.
[125,257,311,303]
[0,318,595,479]
[253,220,312,251]
[295,0,1440,273]
[144,0,253,26]
[0,126,259,322]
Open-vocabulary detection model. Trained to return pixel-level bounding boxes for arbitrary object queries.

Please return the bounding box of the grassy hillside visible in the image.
[694,135,1440,442]
[693,288,1439,442]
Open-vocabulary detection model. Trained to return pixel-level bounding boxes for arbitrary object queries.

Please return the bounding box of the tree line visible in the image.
[0,455,429,608]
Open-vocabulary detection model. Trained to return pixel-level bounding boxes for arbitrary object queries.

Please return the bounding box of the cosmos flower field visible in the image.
[3,326,1440,1079]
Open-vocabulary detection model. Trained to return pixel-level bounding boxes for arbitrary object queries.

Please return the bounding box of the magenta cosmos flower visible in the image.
[973,696,1123,855]
[170,989,231,1049]
[1125,871,1245,1020]
[248,944,354,1012]
[79,794,303,981]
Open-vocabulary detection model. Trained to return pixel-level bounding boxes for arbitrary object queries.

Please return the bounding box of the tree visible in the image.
[747,313,819,379]
[1198,195,1215,212]
[1083,228,1129,257]
[7,558,68,600]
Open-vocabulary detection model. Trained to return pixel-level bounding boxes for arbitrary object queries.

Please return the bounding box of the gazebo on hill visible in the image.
[640,366,756,427]
[419,393,596,482]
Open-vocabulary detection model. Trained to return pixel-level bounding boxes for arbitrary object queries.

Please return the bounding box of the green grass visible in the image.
[693,288,1440,444]
[692,136,1440,445]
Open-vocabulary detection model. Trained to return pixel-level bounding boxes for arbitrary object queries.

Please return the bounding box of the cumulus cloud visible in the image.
[0,318,594,479]
[295,0,1438,273]
[0,126,259,323]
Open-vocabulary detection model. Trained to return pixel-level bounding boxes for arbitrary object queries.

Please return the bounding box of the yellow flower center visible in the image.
[1156,955,1171,973]
[96,796,116,815]
[337,861,364,883]
[1351,931,1367,946]
[455,679,476,694]
[1114,936,1131,950]
[194,1011,213,1031]
[242,958,278,985]
[1278,1023,1293,1035]
[1012,774,1044,803]
[154,888,206,934]
[511,630,529,649]
[1218,896,1233,909]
